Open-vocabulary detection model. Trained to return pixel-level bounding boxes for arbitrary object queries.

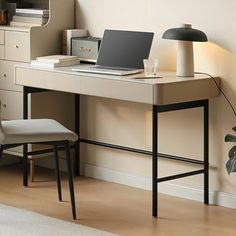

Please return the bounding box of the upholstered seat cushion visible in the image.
[0,119,78,145]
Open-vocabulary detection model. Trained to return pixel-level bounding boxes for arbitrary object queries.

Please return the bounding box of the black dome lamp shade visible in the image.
[162,24,208,77]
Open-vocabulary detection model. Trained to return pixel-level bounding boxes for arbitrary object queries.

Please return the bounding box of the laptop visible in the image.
[72,29,154,76]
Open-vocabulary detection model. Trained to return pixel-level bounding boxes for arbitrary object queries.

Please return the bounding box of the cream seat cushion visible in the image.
[0,119,78,145]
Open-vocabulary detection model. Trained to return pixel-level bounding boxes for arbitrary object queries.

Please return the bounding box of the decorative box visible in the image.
[71,37,101,63]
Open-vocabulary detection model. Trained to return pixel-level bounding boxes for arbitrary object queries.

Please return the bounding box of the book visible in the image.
[36,55,79,63]
[31,59,80,68]
[15,13,49,18]
[13,15,48,24]
[10,21,42,27]
[16,8,49,15]
[62,29,88,55]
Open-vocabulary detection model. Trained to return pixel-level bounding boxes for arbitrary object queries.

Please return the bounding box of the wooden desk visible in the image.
[15,64,220,217]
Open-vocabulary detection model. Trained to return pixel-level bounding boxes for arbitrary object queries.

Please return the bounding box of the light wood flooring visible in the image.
[0,164,236,236]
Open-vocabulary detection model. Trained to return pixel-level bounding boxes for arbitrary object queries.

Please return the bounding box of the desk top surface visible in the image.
[15,64,220,105]
[15,63,212,84]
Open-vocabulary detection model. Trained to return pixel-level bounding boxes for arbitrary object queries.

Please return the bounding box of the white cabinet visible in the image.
[0,30,4,44]
[0,60,23,92]
[0,30,4,59]
[0,90,23,119]
[0,0,74,158]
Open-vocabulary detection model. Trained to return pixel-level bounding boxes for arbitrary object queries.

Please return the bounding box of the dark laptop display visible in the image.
[96,29,154,69]
[72,29,154,75]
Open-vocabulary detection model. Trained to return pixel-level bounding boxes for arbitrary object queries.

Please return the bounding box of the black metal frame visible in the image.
[23,86,209,218]
[79,100,209,217]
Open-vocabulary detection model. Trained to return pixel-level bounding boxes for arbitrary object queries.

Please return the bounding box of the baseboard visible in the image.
[81,163,236,210]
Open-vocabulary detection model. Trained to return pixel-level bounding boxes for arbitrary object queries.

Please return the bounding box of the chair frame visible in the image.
[0,140,76,219]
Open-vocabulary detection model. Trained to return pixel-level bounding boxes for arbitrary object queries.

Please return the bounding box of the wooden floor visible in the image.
[0,164,236,236]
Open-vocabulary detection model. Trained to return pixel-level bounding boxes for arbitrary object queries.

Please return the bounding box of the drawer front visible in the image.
[5,31,30,62]
[0,90,23,120]
[0,30,4,45]
[0,60,23,92]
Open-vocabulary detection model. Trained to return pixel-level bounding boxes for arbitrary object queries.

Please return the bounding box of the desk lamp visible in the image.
[162,24,207,77]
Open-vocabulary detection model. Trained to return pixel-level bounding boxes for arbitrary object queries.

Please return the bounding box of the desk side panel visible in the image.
[15,67,154,104]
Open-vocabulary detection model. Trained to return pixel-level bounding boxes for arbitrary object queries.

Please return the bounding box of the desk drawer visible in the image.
[0,90,23,120]
[5,31,30,62]
[0,60,23,92]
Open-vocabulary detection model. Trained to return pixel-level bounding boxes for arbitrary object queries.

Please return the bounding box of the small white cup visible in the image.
[143,59,159,77]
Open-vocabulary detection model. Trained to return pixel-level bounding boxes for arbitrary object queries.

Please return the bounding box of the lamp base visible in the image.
[177,41,194,77]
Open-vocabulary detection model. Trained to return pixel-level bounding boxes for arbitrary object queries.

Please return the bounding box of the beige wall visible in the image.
[75,0,236,199]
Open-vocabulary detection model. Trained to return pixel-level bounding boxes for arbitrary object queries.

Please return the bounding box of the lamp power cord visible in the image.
[194,72,236,117]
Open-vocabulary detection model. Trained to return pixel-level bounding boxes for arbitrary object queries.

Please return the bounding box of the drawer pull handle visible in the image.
[14,45,19,49]
[3,74,6,78]
[2,104,7,108]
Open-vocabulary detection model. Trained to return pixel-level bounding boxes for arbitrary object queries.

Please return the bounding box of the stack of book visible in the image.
[10,8,49,27]
[31,55,80,68]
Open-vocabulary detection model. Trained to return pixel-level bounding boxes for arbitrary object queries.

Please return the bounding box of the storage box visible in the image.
[62,29,88,55]
[71,37,101,63]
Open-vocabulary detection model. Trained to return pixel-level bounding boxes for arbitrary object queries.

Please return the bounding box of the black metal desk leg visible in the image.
[23,87,28,187]
[74,94,80,176]
[152,105,158,217]
[204,100,209,204]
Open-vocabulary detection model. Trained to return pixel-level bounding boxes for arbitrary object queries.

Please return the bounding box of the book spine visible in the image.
[15,13,49,17]
[16,9,49,15]
[13,16,48,24]
[62,29,88,55]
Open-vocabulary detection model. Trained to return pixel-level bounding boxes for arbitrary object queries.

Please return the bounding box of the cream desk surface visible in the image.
[14,64,220,105]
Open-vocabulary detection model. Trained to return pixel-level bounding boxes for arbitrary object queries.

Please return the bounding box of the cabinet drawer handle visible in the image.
[3,74,6,78]
[2,104,7,108]
[14,45,19,49]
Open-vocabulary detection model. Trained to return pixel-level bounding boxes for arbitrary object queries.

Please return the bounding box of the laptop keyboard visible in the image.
[92,66,135,71]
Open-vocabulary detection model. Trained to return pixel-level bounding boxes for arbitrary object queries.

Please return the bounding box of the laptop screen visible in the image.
[96,30,154,69]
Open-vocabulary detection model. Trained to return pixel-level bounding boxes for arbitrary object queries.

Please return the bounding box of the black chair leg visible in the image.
[23,144,28,187]
[64,141,76,219]
[53,144,62,201]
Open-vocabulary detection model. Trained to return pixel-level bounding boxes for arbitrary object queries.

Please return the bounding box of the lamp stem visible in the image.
[177,41,194,77]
